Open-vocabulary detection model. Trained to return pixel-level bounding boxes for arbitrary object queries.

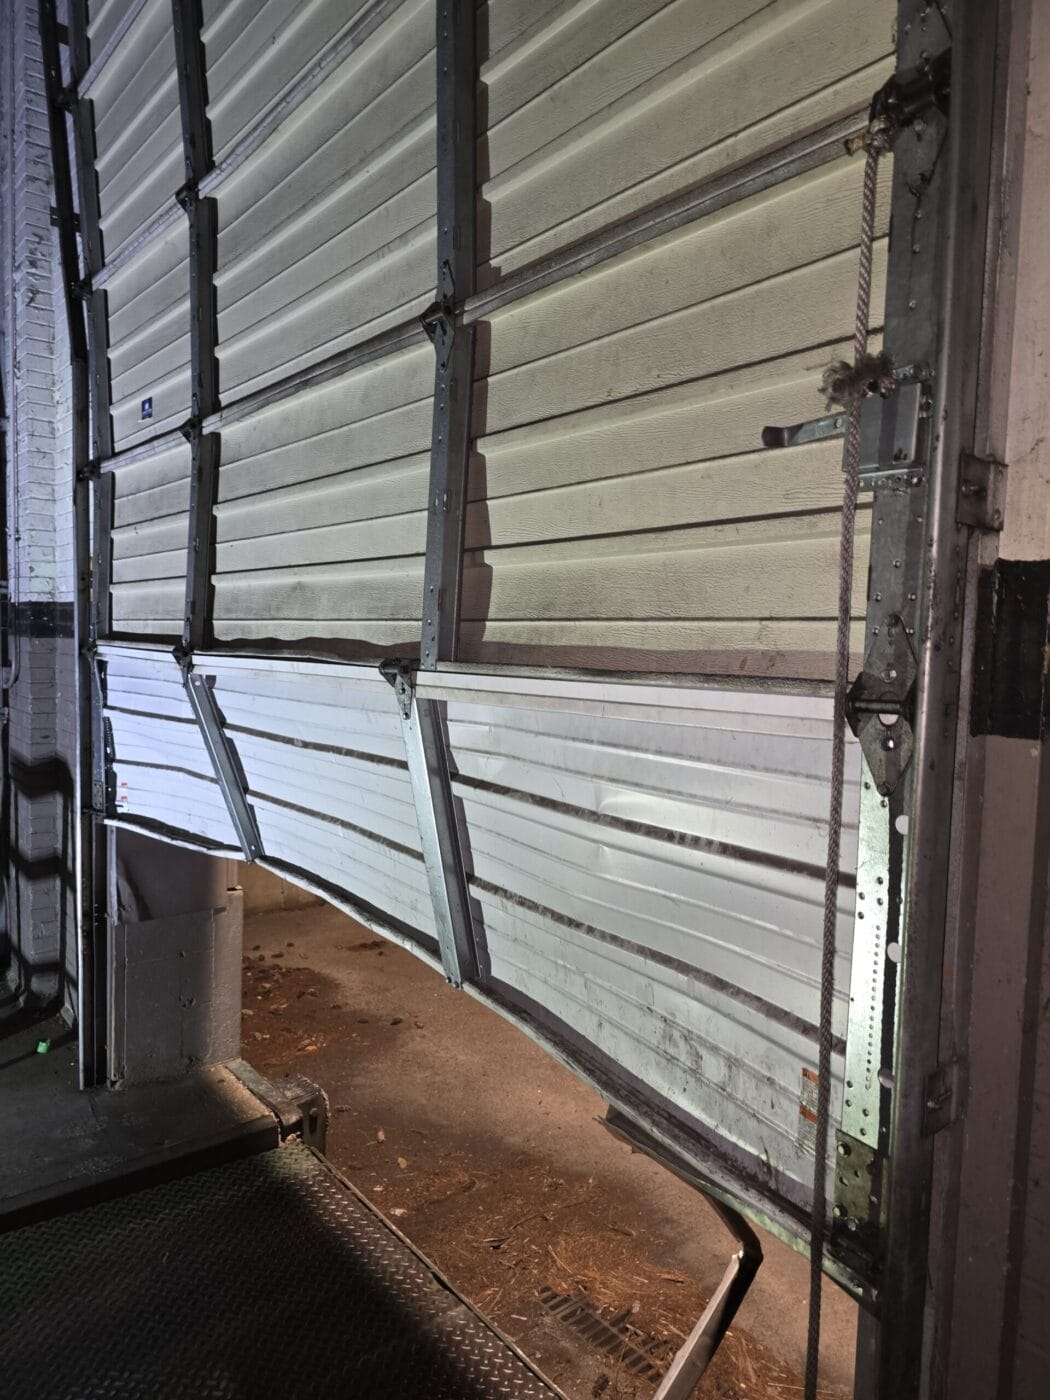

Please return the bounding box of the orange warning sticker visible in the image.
[799,1067,819,1152]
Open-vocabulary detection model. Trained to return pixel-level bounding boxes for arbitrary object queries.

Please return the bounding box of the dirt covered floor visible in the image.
[241,899,856,1400]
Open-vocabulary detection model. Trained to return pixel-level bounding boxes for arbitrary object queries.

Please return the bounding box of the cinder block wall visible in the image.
[0,1,77,1012]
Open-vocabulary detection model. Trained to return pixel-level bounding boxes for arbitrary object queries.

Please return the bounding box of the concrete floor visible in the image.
[242,899,858,1399]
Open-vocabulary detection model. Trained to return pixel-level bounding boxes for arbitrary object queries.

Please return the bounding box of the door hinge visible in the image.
[958,451,1007,531]
[420,259,456,371]
[845,613,918,795]
[380,658,416,720]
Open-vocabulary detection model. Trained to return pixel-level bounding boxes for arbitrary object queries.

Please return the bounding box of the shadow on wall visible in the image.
[2,751,75,1014]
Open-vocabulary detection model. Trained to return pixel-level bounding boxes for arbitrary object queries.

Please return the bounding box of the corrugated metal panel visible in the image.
[419,670,859,1207]
[102,646,438,949]
[202,0,372,161]
[478,0,894,279]
[86,0,189,451]
[104,219,191,451]
[466,106,890,676]
[109,439,191,637]
[100,646,239,849]
[87,0,141,53]
[204,657,438,944]
[88,0,181,259]
[211,0,436,401]
[211,341,433,651]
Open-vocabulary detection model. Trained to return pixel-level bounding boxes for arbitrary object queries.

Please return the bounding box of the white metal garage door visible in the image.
[45,7,997,1392]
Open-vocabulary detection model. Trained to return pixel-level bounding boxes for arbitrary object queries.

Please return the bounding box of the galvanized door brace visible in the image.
[382,663,478,988]
[172,0,220,658]
[182,665,264,863]
[392,1,482,987]
[38,0,116,1087]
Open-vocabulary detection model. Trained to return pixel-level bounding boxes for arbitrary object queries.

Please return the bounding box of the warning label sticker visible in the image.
[799,1067,819,1154]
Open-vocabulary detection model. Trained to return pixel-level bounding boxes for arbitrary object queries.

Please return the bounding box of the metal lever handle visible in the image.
[761,413,848,451]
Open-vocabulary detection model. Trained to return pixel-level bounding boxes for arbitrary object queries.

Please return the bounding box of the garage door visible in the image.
[51,2,980,1352]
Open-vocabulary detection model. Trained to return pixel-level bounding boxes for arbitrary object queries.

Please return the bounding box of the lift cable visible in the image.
[805,127,889,1400]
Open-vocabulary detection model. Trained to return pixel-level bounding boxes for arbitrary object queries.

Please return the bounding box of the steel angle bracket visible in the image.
[180,662,263,862]
[832,1131,884,1264]
[381,661,478,988]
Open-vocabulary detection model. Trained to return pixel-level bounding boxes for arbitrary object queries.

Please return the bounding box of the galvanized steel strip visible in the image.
[420,0,477,668]
[171,0,220,653]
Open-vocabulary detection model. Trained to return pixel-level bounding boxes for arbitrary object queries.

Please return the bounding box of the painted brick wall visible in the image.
[1,0,77,1010]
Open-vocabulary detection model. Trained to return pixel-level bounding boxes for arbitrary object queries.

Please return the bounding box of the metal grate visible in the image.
[0,1143,559,1399]
[537,1286,663,1380]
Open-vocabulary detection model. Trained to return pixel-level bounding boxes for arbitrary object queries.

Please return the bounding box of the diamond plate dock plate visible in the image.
[0,1143,559,1399]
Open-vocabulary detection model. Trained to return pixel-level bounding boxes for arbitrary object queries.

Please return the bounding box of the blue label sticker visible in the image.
[140,397,153,420]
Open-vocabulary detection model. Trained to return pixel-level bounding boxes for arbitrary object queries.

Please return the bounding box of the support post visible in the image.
[420,0,476,670]
[171,0,220,654]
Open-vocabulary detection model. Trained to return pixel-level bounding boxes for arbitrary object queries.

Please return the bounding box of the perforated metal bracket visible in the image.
[387,660,415,721]
[832,1132,883,1258]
